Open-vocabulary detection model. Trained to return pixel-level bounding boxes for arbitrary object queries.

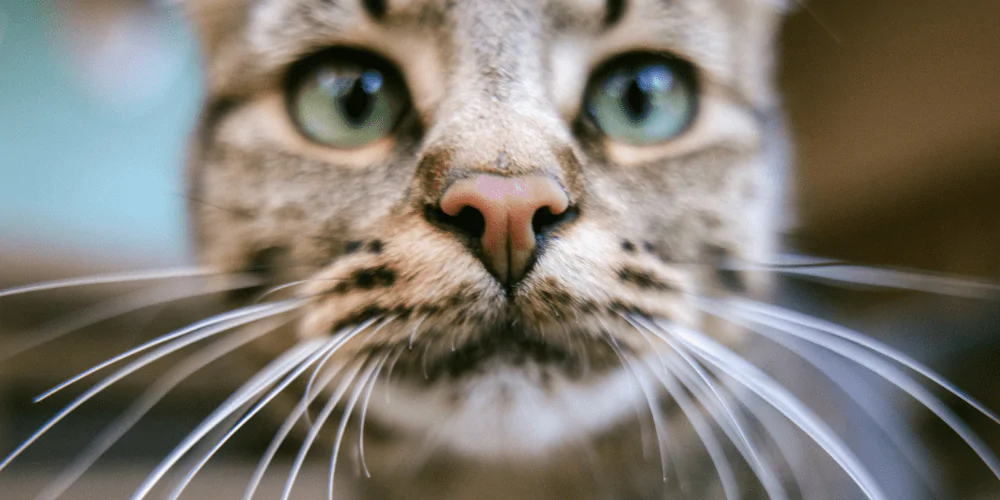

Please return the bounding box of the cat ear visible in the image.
[171,0,252,56]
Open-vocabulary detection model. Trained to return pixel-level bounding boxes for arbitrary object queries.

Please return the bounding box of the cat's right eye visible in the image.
[287,50,407,149]
[585,53,698,146]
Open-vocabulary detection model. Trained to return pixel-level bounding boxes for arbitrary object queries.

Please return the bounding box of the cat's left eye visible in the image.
[585,54,698,146]
[287,50,407,149]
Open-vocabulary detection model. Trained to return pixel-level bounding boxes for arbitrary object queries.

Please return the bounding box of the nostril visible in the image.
[532,204,579,240]
[445,206,487,240]
[425,204,487,241]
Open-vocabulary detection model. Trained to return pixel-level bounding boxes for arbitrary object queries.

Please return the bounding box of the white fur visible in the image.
[368,356,662,460]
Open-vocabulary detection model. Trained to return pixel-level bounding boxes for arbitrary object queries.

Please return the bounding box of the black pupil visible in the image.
[622,75,651,123]
[340,75,375,125]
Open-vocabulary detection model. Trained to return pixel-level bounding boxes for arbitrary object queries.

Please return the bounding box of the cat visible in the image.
[2,0,998,499]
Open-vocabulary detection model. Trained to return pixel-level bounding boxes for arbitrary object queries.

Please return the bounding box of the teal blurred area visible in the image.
[0,0,201,266]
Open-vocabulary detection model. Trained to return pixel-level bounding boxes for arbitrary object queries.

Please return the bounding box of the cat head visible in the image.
[182,0,790,454]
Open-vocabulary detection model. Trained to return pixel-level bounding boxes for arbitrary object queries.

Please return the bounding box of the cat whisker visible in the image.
[36,297,292,402]
[358,351,391,479]
[632,350,741,500]
[252,276,351,303]
[241,340,361,500]
[253,280,315,303]
[382,343,410,402]
[282,358,368,500]
[704,298,1000,481]
[727,298,1000,425]
[619,318,744,492]
[643,311,815,497]
[597,323,670,483]
[616,313,688,468]
[737,254,1000,300]
[131,336,327,500]
[302,318,386,426]
[2,275,261,362]
[174,383,263,492]
[652,320,888,500]
[790,0,843,45]
[240,319,379,499]
[164,317,377,499]
[362,316,399,343]
[625,314,787,500]
[746,323,944,495]
[165,330,364,500]
[594,315,658,463]
[617,315,671,381]
[663,348,789,500]
[0,266,220,300]
[330,354,388,499]
[731,379,818,499]
[407,314,429,350]
[33,317,292,500]
[0,299,303,474]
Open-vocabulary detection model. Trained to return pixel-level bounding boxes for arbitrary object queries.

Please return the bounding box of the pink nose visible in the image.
[440,175,570,285]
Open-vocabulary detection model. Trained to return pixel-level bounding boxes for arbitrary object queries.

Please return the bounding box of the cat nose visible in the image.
[437,175,571,286]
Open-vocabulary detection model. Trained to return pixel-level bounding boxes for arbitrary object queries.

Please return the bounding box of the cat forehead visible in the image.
[242,0,779,30]
[282,0,626,26]
[186,0,786,108]
[186,0,784,48]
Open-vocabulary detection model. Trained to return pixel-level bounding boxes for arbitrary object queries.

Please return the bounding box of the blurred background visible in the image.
[0,0,998,498]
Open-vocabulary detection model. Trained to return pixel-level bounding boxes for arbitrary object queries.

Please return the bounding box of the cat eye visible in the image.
[585,54,698,146]
[287,50,407,149]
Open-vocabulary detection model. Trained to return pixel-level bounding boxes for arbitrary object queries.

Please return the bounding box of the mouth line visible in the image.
[438,326,572,378]
[387,324,576,382]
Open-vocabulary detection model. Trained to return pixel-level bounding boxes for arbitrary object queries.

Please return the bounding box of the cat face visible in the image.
[184,0,789,456]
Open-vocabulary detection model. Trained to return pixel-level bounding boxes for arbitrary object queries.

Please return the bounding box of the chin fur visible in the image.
[367,357,655,460]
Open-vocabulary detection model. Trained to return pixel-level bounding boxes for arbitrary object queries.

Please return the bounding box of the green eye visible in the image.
[289,52,406,149]
[586,55,698,146]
